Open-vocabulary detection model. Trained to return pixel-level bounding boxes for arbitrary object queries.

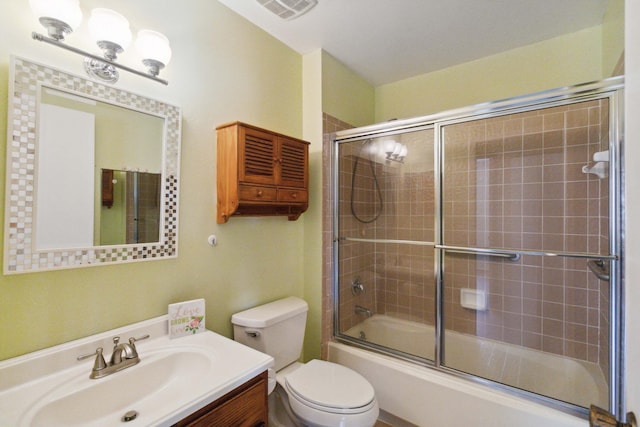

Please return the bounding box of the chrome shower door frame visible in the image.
[331,76,625,419]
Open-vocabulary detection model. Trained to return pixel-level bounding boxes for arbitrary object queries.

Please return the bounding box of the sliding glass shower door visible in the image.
[332,77,623,416]
[336,128,436,361]
[439,100,614,408]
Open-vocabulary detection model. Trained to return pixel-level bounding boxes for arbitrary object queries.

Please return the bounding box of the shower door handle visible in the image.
[437,245,520,261]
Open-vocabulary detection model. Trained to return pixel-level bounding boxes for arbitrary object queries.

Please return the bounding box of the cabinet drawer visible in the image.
[239,184,277,201]
[278,188,308,203]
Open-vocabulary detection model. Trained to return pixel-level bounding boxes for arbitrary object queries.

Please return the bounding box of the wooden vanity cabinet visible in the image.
[216,122,309,223]
[173,371,268,427]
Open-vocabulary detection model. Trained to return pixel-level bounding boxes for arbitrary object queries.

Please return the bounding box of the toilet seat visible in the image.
[284,360,376,414]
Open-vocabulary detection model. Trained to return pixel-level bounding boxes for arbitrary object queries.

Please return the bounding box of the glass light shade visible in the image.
[384,140,397,154]
[29,0,82,29]
[366,143,378,157]
[88,8,132,49]
[399,145,408,158]
[135,30,172,66]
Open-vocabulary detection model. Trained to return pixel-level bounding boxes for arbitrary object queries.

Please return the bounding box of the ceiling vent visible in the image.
[256,0,318,20]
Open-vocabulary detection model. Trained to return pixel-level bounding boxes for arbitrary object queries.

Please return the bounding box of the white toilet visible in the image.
[232,297,379,427]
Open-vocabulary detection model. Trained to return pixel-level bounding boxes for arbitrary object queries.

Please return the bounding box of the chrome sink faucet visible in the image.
[78,334,149,379]
[110,336,135,365]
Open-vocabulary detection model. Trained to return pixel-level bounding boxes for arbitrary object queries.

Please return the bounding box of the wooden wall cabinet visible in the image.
[216,122,309,223]
[173,371,268,427]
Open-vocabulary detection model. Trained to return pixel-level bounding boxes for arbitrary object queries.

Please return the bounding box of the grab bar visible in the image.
[587,259,610,281]
[436,245,520,261]
[339,238,618,262]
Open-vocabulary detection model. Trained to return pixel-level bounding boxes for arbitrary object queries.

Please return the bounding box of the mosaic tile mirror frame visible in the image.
[4,56,182,273]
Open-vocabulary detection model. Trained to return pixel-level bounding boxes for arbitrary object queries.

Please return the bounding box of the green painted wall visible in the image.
[374,25,605,121]
[302,50,323,362]
[321,51,375,127]
[0,0,305,360]
[603,0,625,76]
[99,170,128,245]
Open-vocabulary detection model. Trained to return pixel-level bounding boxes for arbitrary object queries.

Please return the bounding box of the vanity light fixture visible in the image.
[30,1,171,85]
[135,30,172,77]
[28,0,82,41]
[384,140,408,163]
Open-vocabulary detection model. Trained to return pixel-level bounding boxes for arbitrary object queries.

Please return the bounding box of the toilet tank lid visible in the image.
[231,297,308,328]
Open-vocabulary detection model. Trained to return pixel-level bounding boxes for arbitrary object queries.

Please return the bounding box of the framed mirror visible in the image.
[4,56,181,273]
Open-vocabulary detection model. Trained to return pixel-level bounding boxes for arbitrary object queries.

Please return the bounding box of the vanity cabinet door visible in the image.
[174,371,268,427]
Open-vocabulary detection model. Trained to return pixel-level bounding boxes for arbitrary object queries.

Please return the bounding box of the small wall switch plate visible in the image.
[460,288,487,311]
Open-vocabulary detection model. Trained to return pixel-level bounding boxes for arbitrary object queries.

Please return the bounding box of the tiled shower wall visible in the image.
[323,99,611,376]
[441,100,610,368]
[374,130,436,325]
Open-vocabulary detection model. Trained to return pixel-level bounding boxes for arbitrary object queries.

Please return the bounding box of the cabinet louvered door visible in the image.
[239,127,277,185]
[279,136,307,188]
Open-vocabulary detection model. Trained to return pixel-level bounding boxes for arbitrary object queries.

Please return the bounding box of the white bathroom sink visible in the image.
[27,349,210,426]
[0,316,273,427]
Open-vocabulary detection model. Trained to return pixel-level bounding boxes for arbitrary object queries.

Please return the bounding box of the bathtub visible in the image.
[329,315,605,427]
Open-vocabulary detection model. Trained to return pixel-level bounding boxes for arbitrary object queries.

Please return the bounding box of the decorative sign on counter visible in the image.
[168,299,205,339]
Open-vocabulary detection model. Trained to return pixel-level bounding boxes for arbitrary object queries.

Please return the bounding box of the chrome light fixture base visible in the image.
[83,57,119,84]
[96,40,123,61]
[39,17,73,41]
[31,3,170,85]
[142,59,165,77]
[32,32,168,85]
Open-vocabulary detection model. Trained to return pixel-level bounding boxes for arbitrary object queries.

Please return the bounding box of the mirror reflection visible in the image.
[5,56,181,274]
[100,169,161,245]
[36,87,164,250]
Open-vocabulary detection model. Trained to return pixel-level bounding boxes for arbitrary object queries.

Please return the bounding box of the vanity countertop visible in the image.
[0,315,273,426]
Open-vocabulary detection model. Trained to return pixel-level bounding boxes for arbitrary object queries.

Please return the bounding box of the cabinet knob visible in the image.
[256,190,263,197]
[291,192,297,199]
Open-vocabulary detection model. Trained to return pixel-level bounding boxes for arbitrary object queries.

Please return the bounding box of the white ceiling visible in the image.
[217,0,610,86]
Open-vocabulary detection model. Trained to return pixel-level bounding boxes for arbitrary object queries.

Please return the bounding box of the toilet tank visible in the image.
[231,297,308,371]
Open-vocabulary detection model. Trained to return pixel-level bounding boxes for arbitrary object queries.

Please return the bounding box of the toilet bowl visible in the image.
[232,297,379,427]
[280,361,378,427]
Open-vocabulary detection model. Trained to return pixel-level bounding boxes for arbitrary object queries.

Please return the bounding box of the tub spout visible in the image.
[355,305,372,317]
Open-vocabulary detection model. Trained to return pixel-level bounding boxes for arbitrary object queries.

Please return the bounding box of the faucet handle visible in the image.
[128,334,150,358]
[130,334,150,343]
[77,347,107,372]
